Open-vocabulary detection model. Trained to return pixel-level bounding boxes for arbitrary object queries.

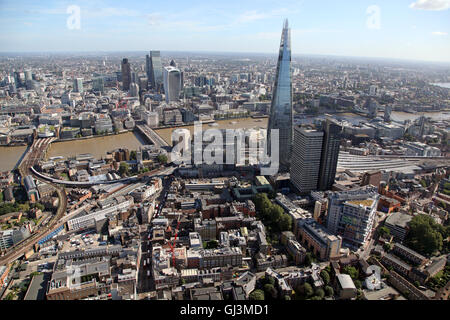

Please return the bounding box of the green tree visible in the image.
[342,266,359,280]
[320,270,330,285]
[303,283,313,297]
[130,151,137,160]
[384,243,392,251]
[33,203,44,211]
[305,253,313,267]
[378,226,391,238]
[279,214,292,231]
[18,203,30,213]
[269,205,283,222]
[119,162,130,176]
[262,275,275,286]
[354,280,362,289]
[157,154,168,164]
[205,240,219,249]
[263,283,278,299]
[315,288,325,299]
[249,289,265,300]
[325,285,334,297]
[4,292,14,300]
[406,214,445,255]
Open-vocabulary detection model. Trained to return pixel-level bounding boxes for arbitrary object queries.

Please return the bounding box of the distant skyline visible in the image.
[0,0,449,63]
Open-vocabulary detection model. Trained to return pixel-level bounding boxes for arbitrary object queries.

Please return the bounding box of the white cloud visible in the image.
[236,8,290,24]
[85,7,141,18]
[409,0,450,11]
[432,31,448,35]
[236,11,270,23]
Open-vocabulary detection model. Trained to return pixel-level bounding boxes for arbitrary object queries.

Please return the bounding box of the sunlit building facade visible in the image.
[267,19,293,169]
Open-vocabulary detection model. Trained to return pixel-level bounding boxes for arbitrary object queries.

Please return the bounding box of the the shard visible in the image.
[267,19,293,169]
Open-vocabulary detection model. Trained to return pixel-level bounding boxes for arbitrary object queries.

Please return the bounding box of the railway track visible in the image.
[0,138,67,265]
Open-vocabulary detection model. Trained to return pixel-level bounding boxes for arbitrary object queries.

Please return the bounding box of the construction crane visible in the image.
[168,216,181,268]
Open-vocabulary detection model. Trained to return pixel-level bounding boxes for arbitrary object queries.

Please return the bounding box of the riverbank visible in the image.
[154,117,269,146]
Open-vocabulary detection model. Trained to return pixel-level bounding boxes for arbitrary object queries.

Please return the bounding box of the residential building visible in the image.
[297,218,342,261]
[326,186,379,249]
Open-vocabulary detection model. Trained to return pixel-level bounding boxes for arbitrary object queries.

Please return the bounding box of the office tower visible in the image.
[365,97,378,118]
[369,85,378,96]
[145,54,151,80]
[384,105,392,122]
[318,119,342,191]
[73,78,83,93]
[14,71,24,88]
[170,59,176,67]
[163,66,182,103]
[139,77,148,91]
[290,126,324,194]
[24,69,33,82]
[130,82,139,97]
[267,19,293,169]
[121,58,131,91]
[418,115,426,137]
[180,71,184,90]
[92,77,104,93]
[149,51,163,90]
[131,72,138,84]
[326,186,379,249]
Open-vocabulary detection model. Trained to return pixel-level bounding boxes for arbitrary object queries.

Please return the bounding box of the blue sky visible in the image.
[0,0,449,62]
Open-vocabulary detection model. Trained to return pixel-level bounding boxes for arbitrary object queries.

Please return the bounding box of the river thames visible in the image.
[0,111,448,172]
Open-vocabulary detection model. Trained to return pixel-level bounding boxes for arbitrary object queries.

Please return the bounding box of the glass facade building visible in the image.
[267,20,293,169]
[318,119,342,191]
[121,58,131,91]
[149,51,163,91]
[163,66,182,103]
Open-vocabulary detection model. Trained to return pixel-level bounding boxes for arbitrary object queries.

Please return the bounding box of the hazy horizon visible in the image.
[1,50,450,67]
[0,0,449,63]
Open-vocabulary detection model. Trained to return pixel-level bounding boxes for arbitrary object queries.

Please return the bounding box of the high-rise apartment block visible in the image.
[326,186,379,249]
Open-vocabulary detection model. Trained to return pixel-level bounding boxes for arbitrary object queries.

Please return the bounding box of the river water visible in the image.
[0,111,448,172]
[0,145,28,172]
[46,131,147,160]
[431,83,450,89]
